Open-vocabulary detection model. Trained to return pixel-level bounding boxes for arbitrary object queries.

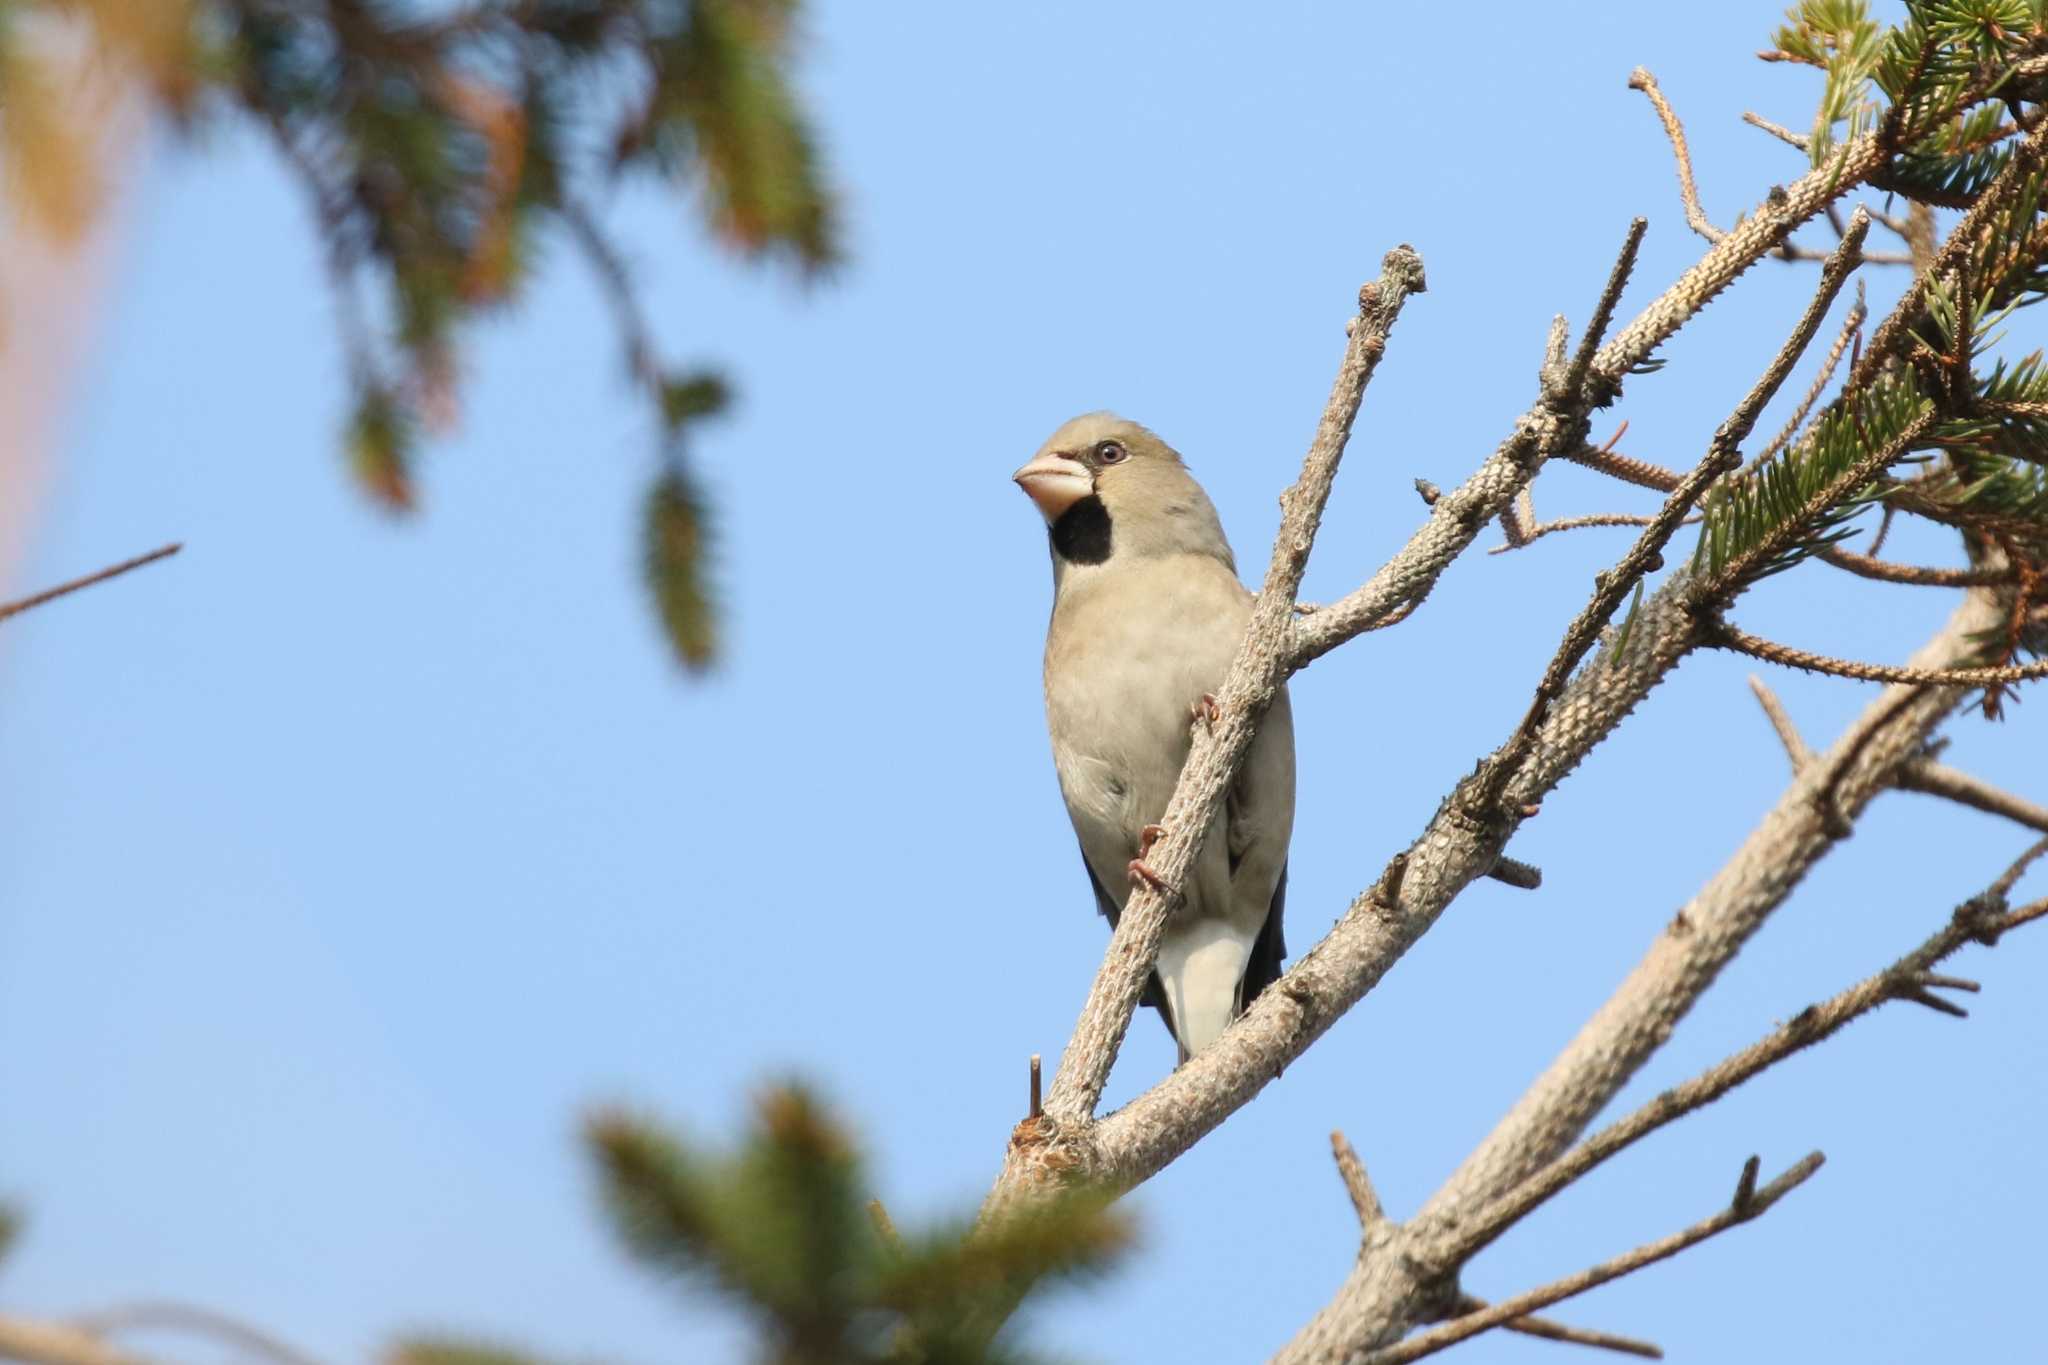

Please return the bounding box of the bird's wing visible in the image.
[1227,685,1295,1006]
[1076,835,1168,1013]
[1239,862,1288,1007]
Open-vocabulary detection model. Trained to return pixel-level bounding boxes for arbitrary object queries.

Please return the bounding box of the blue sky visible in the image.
[4,3,2044,1361]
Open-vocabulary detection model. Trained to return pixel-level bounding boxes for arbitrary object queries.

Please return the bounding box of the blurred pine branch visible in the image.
[391,1086,1132,1365]
[0,0,843,671]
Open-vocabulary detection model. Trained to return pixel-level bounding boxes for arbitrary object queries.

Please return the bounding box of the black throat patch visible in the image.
[1050,495,1112,565]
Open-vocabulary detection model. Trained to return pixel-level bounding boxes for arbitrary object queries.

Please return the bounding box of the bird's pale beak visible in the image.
[1012,453,1092,520]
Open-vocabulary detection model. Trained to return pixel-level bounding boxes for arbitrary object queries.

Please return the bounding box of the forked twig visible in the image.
[1360,1155,1825,1365]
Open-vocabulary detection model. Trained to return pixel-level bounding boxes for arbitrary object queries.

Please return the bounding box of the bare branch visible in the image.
[1449,1296,1663,1361]
[1358,1155,1825,1365]
[0,544,181,625]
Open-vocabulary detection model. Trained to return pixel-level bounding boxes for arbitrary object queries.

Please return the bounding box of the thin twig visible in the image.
[1750,282,1865,471]
[1565,219,1649,401]
[1743,110,1808,149]
[561,197,659,388]
[1631,69,1723,243]
[0,544,182,625]
[1486,855,1544,890]
[1774,242,1913,265]
[1449,1296,1664,1361]
[1560,439,1683,494]
[1331,1130,1387,1232]
[1709,614,2048,687]
[1897,762,2048,836]
[1360,1155,1825,1365]
[1747,674,1815,770]
[1028,1054,1042,1120]
[1817,546,2013,587]
[1490,513,1701,554]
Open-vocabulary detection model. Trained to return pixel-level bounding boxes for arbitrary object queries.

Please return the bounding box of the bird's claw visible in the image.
[1138,823,1167,855]
[1127,858,1169,891]
[1190,693,1222,729]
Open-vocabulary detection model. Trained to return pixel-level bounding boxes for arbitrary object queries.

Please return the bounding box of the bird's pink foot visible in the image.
[1138,823,1167,855]
[1190,693,1222,728]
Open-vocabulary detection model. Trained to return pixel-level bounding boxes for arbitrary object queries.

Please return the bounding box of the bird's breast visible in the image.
[1042,555,1251,826]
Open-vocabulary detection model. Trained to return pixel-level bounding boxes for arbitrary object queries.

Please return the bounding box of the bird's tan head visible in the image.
[1013,413,1232,570]
[1012,413,1178,521]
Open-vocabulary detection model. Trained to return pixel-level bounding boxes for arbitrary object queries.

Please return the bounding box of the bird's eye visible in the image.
[1094,440,1128,464]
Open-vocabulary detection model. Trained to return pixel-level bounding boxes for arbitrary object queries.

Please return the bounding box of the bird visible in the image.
[1013,412,1295,1062]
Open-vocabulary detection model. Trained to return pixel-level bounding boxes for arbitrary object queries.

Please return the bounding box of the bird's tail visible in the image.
[1155,920,1257,1062]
